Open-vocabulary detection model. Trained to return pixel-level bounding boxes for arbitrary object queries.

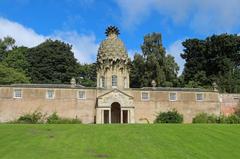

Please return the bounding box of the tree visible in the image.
[0,36,16,61]
[130,33,179,87]
[27,39,78,84]
[0,64,30,84]
[77,63,97,87]
[181,34,240,93]
[130,54,146,88]
[1,46,30,76]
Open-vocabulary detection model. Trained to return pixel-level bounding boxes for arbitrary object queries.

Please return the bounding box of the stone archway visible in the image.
[111,102,121,123]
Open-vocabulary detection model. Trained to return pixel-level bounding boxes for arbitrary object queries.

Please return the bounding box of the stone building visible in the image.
[0,26,226,124]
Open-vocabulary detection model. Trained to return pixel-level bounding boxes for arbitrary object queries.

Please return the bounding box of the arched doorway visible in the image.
[111,102,121,123]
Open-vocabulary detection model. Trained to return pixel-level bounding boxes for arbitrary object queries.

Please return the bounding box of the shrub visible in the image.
[193,113,219,123]
[154,109,183,123]
[16,111,44,124]
[206,114,218,123]
[224,114,240,124]
[192,113,208,123]
[46,112,81,124]
[193,113,240,124]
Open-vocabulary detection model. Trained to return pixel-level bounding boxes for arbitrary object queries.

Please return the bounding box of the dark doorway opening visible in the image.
[104,110,109,124]
[123,110,128,123]
[111,102,121,123]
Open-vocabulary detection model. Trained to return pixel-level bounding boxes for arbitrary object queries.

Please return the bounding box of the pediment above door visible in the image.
[97,89,134,108]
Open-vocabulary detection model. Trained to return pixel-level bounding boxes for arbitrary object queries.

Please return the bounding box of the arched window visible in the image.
[101,76,105,88]
[112,75,117,87]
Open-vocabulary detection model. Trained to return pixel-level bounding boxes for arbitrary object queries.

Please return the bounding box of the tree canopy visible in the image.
[181,34,240,93]
[130,33,179,88]
[0,64,30,84]
[27,39,78,84]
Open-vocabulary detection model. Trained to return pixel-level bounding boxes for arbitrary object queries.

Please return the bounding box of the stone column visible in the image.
[101,109,104,124]
[130,108,135,124]
[128,110,130,123]
[109,109,111,124]
[120,109,123,124]
[96,108,102,124]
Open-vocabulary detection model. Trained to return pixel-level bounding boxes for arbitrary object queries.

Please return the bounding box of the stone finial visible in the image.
[151,80,157,88]
[70,77,76,88]
[212,82,218,92]
[105,26,120,37]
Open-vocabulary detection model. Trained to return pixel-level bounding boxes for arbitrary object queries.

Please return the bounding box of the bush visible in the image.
[154,109,183,123]
[193,113,240,124]
[16,111,44,124]
[46,112,81,124]
[9,111,81,124]
[192,113,218,123]
[224,114,240,124]
[192,113,208,123]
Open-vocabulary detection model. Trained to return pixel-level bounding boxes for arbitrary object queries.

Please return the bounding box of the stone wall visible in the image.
[126,90,220,123]
[0,87,97,123]
[220,94,240,116]
[0,86,221,123]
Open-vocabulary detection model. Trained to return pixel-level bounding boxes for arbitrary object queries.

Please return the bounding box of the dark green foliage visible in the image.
[130,54,145,88]
[154,109,183,123]
[27,39,78,84]
[46,112,82,124]
[130,33,179,88]
[16,111,44,124]
[181,34,240,93]
[0,64,30,84]
[77,63,96,87]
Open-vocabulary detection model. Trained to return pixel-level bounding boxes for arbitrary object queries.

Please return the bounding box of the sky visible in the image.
[1,0,240,74]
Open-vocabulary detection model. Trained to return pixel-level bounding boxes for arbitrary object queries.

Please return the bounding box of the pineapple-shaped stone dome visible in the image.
[97,26,129,70]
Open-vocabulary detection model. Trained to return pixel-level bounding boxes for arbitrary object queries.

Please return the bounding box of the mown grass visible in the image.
[0,124,240,159]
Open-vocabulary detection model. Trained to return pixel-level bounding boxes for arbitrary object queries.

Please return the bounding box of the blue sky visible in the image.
[1,0,240,74]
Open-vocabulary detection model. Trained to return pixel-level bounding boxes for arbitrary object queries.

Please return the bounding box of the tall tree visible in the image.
[130,33,179,87]
[130,54,145,88]
[27,39,78,84]
[181,34,240,93]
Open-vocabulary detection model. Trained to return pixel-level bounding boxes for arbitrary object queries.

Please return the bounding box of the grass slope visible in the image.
[0,124,240,159]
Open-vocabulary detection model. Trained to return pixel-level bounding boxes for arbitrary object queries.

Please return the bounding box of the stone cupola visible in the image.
[97,26,130,89]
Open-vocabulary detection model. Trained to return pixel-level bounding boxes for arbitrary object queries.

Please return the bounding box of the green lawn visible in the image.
[0,124,240,159]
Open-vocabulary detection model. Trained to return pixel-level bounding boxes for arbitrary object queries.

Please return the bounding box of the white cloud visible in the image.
[53,31,98,63]
[116,0,240,34]
[0,17,46,47]
[166,39,185,75]
[0,17,98,63]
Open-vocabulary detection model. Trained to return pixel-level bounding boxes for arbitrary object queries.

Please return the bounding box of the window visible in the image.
[196,93,204,101]
[46,90,54,99]
[141,92,150,101]
[78,91,86,99]
[112,75,117,87]
[13,89,22,98]
[169,92,177,101]
[101,76,105,88]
